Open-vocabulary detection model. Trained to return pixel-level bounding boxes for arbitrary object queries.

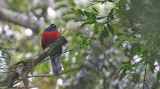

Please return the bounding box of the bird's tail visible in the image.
[50,56,63,76]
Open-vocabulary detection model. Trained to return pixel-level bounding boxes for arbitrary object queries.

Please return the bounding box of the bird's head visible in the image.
[44,24,58,32]
[50,24,57,28]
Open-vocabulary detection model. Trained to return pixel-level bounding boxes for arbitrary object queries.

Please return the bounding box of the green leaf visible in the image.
[88,40,92,46]
[120,69,127,80]
[116,32,124,36]
[99,33,104,44]
[131,73,139,82]
[80,22,87,27]
[80,42,87,48]
[0,43,3,49]
[118,66,124,72]
[127,60,131,65]
[80,35,88,40]
[107,9,114,20]
[131,43,141,55]
[70,8,76,11]
[121,60,132,70]
[124,64,132,70]
[91,14,97,22]
[149,65,156,73]
[121,62,127,65]
[77,9,84,16]
[99,26,109,44]
[92,8,99,13]
[99,37,104,45]
[103,26,109,38]
[107,24,114,35]
[132,63,139,67]
[84,11,90,18]
[91,37,97,40]
[114,38,120,41]
[55,4,67,10]
[123,29,129,33]
[80,22,90,27]
[122,60,131,65]
[127,37,134,42]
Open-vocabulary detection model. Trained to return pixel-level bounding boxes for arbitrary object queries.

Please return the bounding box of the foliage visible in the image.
[68,0,160,88]
[0,0,160,89]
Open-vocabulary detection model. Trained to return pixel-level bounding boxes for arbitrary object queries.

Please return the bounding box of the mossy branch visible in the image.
[33,36,67,65]
[0,36,67,88]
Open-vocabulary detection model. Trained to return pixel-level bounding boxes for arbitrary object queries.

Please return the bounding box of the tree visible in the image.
[0,0,159,89]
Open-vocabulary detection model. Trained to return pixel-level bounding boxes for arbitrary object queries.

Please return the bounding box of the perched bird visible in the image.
[41,24,63,76]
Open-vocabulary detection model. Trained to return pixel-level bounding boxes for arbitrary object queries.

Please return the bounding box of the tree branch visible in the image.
[0,36,67,88]
[0,6,41,33]
[143,67,146,89]
[12,65,85,86]
[33,36,68,65]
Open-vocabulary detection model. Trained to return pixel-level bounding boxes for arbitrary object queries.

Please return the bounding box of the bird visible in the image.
[41,24,63,76]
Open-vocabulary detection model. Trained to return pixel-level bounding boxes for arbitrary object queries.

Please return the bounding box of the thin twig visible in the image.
[64,45,70,52]
[60,28,67,35]
[39,46,79,64]
[13,65,85,86]
[30,65,84,77]
[138,68,142,88]
[0,65,25,70]
[155,71,159,88]
[137,50,159,88]
[143,67,146,89]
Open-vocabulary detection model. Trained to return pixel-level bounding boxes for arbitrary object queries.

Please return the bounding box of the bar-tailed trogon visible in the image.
[41,24,63,76]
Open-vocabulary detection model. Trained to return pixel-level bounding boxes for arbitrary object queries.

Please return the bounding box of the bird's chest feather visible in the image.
[42,31,60,48]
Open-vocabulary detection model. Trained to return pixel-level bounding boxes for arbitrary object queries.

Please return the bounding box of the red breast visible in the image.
[42,31,60,48]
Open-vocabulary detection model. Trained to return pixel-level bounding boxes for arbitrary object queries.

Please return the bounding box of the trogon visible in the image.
[41,24,63,76]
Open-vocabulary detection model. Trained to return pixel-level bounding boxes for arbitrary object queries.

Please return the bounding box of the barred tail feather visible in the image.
[50,56,63,76]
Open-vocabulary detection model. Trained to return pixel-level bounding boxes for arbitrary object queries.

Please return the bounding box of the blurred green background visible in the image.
[0,0,160,89]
